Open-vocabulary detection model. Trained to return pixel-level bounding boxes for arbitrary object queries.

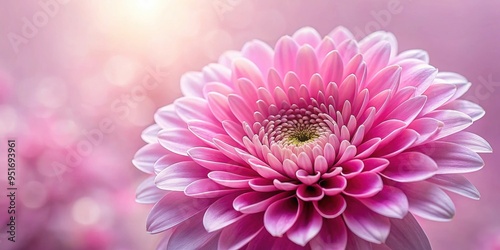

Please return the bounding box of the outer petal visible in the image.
[385,213,431,250]
[287,202,323,246]
[218,213,264,250]
[155,161,209,191]
[397,181,455,221]
[343,198,390,244]
[381,152,438,182]
[146,192,212,233]
[203,192,245,232]
[167,213,219,250]
[136,176,167,204]
[427,174,480,200]
[358,185,408,219]
[310,217,348,250]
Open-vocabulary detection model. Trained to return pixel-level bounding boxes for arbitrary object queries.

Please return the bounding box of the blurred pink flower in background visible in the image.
[134,27,491,249]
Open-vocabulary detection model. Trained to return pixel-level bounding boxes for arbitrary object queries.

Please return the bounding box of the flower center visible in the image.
[258,104,333,149]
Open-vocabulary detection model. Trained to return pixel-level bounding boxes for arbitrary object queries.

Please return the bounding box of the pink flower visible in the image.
[134,27,491,249]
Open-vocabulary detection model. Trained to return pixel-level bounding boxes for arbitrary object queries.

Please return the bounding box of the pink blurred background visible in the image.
[0,0,499,249]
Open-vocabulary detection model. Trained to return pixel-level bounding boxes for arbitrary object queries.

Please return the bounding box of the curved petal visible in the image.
[287,202,323,246]
[219,213,264,250]
[397,181,455,221]
[158,128,206,156]
[440,99,485,121]
[440,131,492,153]
[381,152,438,182]
[297,184,325,202]
[427,174,480,200]
[185,179,239,198]
[264,196,301,237]
[132,143,168,174]
[203,192,245,232]
[136,176,167,204]
[343,172,383,198]
[343,198,390,244]
[385,213,431,250]
[313,195,346,218]
[415,141,484,174]
[208,171,253,189]
[359,185,408,219]
[167,213,219,250]
[155,161,209,191]
[146,192,212,233]
[233,191,292,214]
[310,217,348,250]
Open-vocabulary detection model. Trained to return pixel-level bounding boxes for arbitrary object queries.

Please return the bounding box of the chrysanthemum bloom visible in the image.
[134,27,491,249]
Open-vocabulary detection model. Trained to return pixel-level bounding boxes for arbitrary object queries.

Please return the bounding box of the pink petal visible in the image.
[264,196,300,237]
[320,175,347,196]
[362,158,389,173]
[248,158,288,181]
[249,178,278,192]
[232,57,265,87]
[219,213,264,250]
[337,39,360,64]
[141,124,161,143]
[427,174,480,200]
[424,110,472,140]
[297,184,325,202]
[132,143,168,173]
[440,99,485,121]
[420,83,456,114]
[398,60,437,94]
[328,26,354,45]
[343,198,391,244]
[385,96,427,124]
[202,63,232,86]
[208,171,253,189]
[364,41,392,81]
[273,179,300,191]
[340,159,364,178]
[213,135,247,164]
[136,176,167,204]
[366,65,401,97]
[187,147,255,176]
[287,202,323,246]
[179,72,204,98]
[228,94,255,124]
[296,169,321,185]
[184,179,238,198]
[345,230,373,250]
[385,213,431,250]
[146,192,212,233]
[397,181,455,221]
[310,217,348,250]
[344,54,366,90]
[295,45,319,83]
[233,191,292,214]
[242,40,274,75]
[187,120,226,147]
[274,36,299,77]
[154,104,185,129]
[359,185,409,219]
[355,138,382,159]
[407,118,443,145]
[203,192,245,232]
[320,50,343,86]
[207,92,236,122]
[440,131,492,153]
[343,172,383,198]
[158,128,205,156]
[167,213,219,250]
[154,153,191,174]
[381,152,437,182]
[415,141,484,174]
[174,97,217,123]
[292,27,321,47]
[313,195,346,218]
[315,37,336,63]
[222,120,246,146]
[155,161,209,191]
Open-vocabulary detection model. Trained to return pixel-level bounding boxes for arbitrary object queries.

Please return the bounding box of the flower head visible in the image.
[134,27,491,249]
